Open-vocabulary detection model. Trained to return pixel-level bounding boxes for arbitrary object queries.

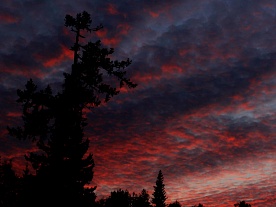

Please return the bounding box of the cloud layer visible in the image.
[0,0,275,206]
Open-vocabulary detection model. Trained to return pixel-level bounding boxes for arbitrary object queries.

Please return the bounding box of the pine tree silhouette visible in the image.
[152,170,167,207]
[7,11,136,207]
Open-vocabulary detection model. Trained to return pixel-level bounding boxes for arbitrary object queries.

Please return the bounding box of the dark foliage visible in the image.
[132,189,152,207]
[152,170,167,207]
[191,203,204,207]
[0,159,18,207]
[234,201,252,207]
[168,200,182,207]
[105,189,131,207]
[94,198,107,207]
[7,11,136,207]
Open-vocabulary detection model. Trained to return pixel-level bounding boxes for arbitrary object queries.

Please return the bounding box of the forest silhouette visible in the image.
[1,11,252,207]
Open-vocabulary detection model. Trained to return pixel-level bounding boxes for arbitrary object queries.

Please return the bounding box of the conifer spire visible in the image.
[152,170,167,207]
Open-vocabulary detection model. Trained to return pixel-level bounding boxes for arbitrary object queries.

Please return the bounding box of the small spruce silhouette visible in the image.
[152,170,167,207]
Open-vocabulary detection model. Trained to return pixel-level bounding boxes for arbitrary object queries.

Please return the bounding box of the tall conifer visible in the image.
[152,170,167,207]
[8,11,136,207]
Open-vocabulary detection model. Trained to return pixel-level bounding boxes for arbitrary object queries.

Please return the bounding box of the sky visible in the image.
[0,0,275,206]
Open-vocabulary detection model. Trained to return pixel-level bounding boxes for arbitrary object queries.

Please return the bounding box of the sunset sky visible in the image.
[0,0,275,206]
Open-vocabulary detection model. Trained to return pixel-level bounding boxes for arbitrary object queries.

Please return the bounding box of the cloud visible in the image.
[0,0,275,206]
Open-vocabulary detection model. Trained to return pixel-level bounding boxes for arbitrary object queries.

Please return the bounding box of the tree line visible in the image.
[0,161,251,207]
[1,11,252,207]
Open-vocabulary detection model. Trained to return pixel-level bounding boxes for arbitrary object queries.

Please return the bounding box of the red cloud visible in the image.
[102,37,121,47]
[42,44,73,67]
[161,64,183,74]
[95,28,122,47]
[0,13,19,24]
[106,3,119,15]
[117,23,131,36]
[94,23,131,48]
[1,64,46,79]
[148,10,159,18]
[96,28,108,39]
[6,112,21,118]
